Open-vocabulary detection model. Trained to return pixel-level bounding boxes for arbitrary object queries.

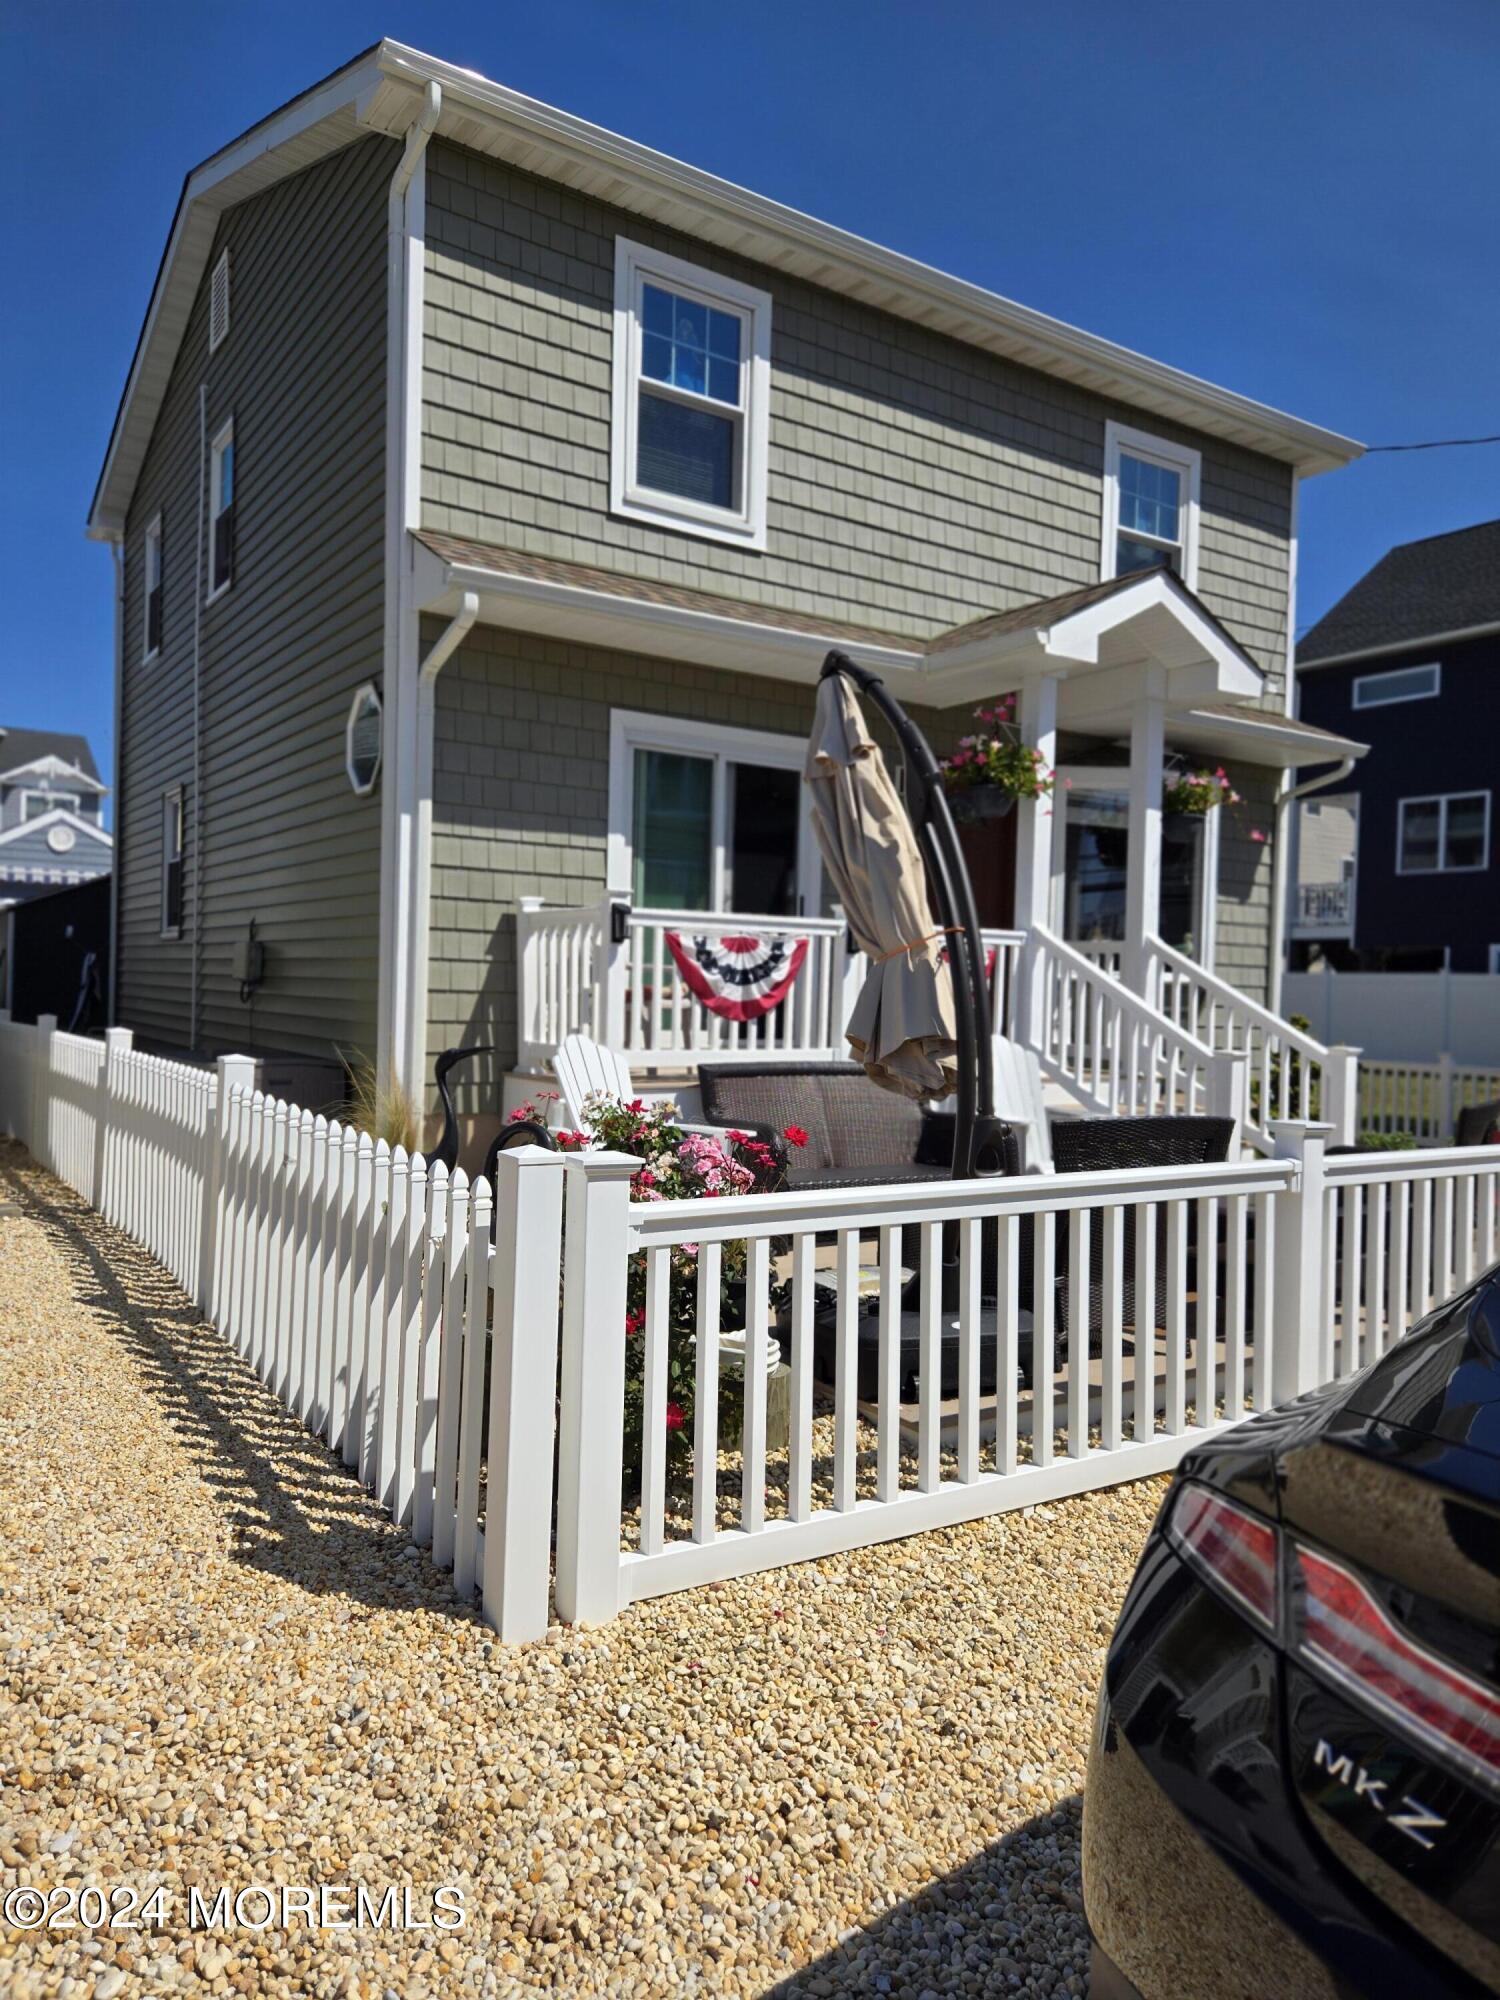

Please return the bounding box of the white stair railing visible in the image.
[1147,935,1357,1152]
[1020,928,1239,1126]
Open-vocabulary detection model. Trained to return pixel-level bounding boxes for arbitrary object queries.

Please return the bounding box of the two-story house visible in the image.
[1292,519,1499,973]
[89,41,1365,1148]
[0,727,113,903]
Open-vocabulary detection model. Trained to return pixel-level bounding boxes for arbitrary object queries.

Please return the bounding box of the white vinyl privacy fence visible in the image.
[3,1011,1498,1644]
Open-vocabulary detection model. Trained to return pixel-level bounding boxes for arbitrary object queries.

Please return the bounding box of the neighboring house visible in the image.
[89,40,1364,1140]
[1293,519,1499,973]
[0,727,113,905]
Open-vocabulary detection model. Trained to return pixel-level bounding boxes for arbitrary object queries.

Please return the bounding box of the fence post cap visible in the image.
[36,1013,57,1032]
[496,1142,568,1170]
[1326,1043,1363,1058]
[564,1149,640,1184]
[1268,1118,1335,1137]
[105,1025,134,1051]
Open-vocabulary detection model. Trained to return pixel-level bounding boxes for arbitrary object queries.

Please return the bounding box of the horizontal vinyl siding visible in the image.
[119,134,395,1060]
[421,141,1293,701]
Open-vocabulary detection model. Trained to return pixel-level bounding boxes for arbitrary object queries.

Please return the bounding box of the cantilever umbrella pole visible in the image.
[820,650,1004,1180]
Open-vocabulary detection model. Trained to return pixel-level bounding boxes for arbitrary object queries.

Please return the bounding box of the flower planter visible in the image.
[947,784,1016,825]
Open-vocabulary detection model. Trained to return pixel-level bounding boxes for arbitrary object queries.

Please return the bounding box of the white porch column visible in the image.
[1124,674,1166,1001]
[1012,674,1059,1050]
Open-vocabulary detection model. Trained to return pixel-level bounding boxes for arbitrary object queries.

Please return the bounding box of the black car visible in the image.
[1084,1265,1500,1999]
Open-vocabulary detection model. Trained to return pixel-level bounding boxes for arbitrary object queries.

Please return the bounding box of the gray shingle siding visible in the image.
[118,134,395,1059]
[421,141,1293,701]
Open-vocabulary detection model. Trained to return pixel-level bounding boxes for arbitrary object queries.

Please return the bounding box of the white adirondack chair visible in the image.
[550,1034,731,1138]
[991,1034,1055,1172]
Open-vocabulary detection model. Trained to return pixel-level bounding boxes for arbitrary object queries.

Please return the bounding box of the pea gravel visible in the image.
[0,1141,1166,1998]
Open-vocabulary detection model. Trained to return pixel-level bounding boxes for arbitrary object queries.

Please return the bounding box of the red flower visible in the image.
[664,1401,685,1431]
[783,1124,809,1149]
[628,1098,646,1113]
[625,1309,644,1337]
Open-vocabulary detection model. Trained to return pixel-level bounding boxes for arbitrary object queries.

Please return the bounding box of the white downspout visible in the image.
[1268,471,1301,1014]
[107,537,124,1025]
[402,590,479,1091]
[376,79,442,1098]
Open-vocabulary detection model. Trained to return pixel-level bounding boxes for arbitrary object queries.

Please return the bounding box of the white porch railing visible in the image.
[1147,936,1357,1153]
[517,896,850,1074]
[4,1015,1498,1641]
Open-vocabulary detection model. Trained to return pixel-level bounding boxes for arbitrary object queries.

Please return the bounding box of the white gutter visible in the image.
[1269,755,1359,1016]
[402,590,480,1091]
[107,538,124,1024]
[375,80,441,1097]
[1297,617,1500,672]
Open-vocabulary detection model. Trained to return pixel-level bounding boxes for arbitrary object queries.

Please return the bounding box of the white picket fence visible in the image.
[3,1012,1498,1644]
[1357,1058,1500,1145]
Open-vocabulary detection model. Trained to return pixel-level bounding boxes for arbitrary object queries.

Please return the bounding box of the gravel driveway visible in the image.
[0,1141,1165,1998]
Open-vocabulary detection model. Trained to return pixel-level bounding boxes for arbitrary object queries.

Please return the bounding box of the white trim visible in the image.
[1299,618,1500,672]
[1395,790,1491,876]
[19,789,81,823]
[1100,421,1201,590]
[0,807,112,851]
[0,754,107,794]
[1352,661,1441,709]
[206,417,234,604]
[208,247,231,353]
[143,511,163,662]
[610,238,770,550]
[346,682,383,795]
[606,708,820,910]
[160,786,184,938]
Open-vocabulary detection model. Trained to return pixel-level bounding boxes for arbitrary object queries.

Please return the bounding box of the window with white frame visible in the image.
[208,419,234,599]
[346,683,383,795]
[611,239,771,548]
[209,248,231,353]
[1397,791,1490,875]
[1101,421,1201,587]
[20,789,81,822]
[161,789,184,936]
[144,513,163,659]
[608,711,818,915]
[1353,661,1440,708]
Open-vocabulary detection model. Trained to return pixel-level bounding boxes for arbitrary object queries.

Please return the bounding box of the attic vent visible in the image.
[209,249,230,353]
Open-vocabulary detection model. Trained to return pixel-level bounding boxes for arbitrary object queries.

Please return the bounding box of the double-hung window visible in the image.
[144,513,163,659]
[161,789,184,936]
[1397,791,1490,874]
[611,239,771,548]
[209,419,235,600]
[1102,422,1201,587]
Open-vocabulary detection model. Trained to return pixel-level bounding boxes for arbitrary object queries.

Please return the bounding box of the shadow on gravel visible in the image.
[763,1796,1089,1999]
[1,1145,480,1624]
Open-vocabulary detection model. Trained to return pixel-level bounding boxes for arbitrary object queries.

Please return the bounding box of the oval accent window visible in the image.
[346,683,383,795]
[48,823,77,854]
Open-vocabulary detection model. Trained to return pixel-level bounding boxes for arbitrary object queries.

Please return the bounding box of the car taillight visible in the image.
[1166,1484,1279,1631]
[1295,1545,1500,1794]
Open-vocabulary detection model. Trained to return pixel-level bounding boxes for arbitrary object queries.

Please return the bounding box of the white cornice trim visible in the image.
[0,755,107,794]
[0,808,114,849]
[1297,617,1500,672]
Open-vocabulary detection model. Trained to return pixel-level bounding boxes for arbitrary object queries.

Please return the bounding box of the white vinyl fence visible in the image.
[1356,1058,1500,1145]
[3,1012,1498,1643]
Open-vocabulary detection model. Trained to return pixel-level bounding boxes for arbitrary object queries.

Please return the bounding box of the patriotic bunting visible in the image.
[664,931,809,1022]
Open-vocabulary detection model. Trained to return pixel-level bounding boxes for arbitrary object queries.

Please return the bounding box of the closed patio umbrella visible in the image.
[804,670,959,1100]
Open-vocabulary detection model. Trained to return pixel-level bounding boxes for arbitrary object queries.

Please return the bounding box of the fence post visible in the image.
[481,1143,569,1643]
[1270,1120,1332,1402]
[203,1054,256,1320]
[600,893,629,1051]
[1437,1052,1456,1145]
[553,1149,640,1628]
[1207,1050,1249,1155]
[1321,1045,1361,1148]
[96,1026,133,1213]
[31,1014,57,1168]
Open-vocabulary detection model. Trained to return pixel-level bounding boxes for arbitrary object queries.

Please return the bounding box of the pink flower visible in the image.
[1250,828,1267,844]
[624,1309,644,1337]
[665,1402,685,1432]
[783,1124,809,1149]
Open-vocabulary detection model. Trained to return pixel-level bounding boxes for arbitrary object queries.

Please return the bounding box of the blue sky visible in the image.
[3,0,1497,822]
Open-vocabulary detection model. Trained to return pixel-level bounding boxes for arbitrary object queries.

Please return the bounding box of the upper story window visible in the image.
[611,238,771,550]
[209,249,231,353]
[1353,661,1440,708]
[1397,790,1490,875]
[144,513,163,659]
[161,788,184,936]
[21,789,81,822]
[1102,422,1201,588]
[209,419,235,601]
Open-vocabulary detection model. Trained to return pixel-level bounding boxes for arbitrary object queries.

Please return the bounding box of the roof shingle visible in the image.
[1298,518,1500,666]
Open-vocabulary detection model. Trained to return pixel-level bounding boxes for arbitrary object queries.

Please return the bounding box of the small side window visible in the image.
[209,248,231,353]
[144,514,163,659]
[346,683,383,795]
[162,790,184,936]
[208,420,235,600]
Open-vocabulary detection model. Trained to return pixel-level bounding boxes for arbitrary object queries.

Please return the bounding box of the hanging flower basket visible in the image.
[1163,766,1242,815]
[940,695,1056,814]
[948,783,1016,824]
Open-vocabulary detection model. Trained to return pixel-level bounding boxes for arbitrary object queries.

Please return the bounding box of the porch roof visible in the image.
[415,531,1305,738]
